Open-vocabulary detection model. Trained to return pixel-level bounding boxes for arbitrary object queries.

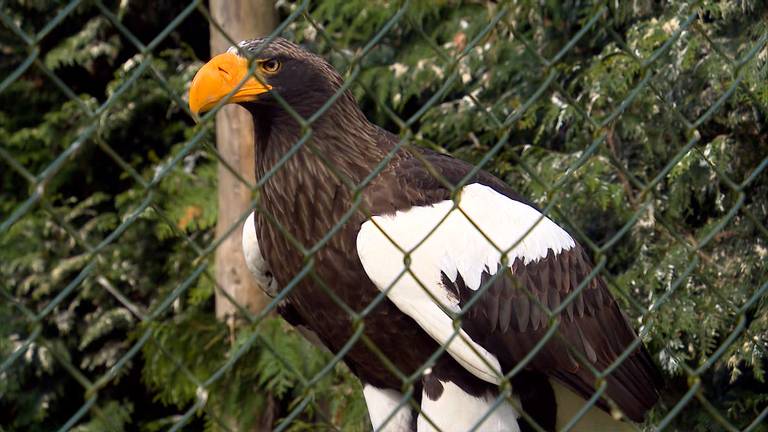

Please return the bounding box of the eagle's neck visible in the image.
[249,99,383,244]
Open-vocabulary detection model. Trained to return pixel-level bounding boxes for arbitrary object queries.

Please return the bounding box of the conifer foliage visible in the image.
[1,1,767,430]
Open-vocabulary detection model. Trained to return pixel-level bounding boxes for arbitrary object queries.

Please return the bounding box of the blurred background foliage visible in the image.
[1,0,767,431]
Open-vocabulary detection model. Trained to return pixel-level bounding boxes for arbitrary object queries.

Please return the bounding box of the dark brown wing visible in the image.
[392,143,661,421]
[442,245,660,421]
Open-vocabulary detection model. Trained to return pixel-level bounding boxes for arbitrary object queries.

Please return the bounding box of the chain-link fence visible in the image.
[2,1,767,431]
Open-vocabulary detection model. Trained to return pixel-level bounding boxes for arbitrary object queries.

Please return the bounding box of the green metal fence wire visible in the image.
[1,0,767,431]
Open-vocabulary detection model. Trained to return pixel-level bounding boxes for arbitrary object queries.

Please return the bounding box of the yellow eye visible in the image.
[260,59,281,74]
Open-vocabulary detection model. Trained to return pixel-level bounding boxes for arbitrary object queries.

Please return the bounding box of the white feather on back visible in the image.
[417,381,520,432]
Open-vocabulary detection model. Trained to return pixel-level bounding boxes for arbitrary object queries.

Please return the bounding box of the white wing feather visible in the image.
[242,212,279,297]
[356,183,575,384]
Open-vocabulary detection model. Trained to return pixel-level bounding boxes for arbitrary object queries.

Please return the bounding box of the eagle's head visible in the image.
[188,37,349,120]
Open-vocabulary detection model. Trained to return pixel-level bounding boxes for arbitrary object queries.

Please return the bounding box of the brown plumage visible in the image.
[189,37,661,431]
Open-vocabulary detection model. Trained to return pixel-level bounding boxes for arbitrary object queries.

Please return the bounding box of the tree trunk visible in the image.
[210,0,278,326]
[210,0,277,324]
[209,1,278,431]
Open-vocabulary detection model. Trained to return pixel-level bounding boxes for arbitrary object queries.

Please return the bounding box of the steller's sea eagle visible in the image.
[189,37,661,432]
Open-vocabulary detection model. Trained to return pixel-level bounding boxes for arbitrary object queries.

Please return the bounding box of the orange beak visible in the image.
[188,52,272,115]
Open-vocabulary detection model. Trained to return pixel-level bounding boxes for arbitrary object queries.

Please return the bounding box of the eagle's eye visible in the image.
[259,58,281,74]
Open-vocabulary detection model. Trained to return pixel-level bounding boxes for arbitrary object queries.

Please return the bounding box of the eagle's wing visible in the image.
[357,172,659,422]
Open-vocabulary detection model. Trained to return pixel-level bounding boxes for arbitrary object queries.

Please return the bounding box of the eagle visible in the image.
[189,37,661,432]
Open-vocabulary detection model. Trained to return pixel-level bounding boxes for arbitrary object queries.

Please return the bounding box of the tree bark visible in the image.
[209,1,278,431]
[209,1,277,324]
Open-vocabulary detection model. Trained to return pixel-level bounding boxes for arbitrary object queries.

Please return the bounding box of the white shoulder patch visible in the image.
[363,385,412,432]
[356,183,575,384]
[242,212,278,297]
